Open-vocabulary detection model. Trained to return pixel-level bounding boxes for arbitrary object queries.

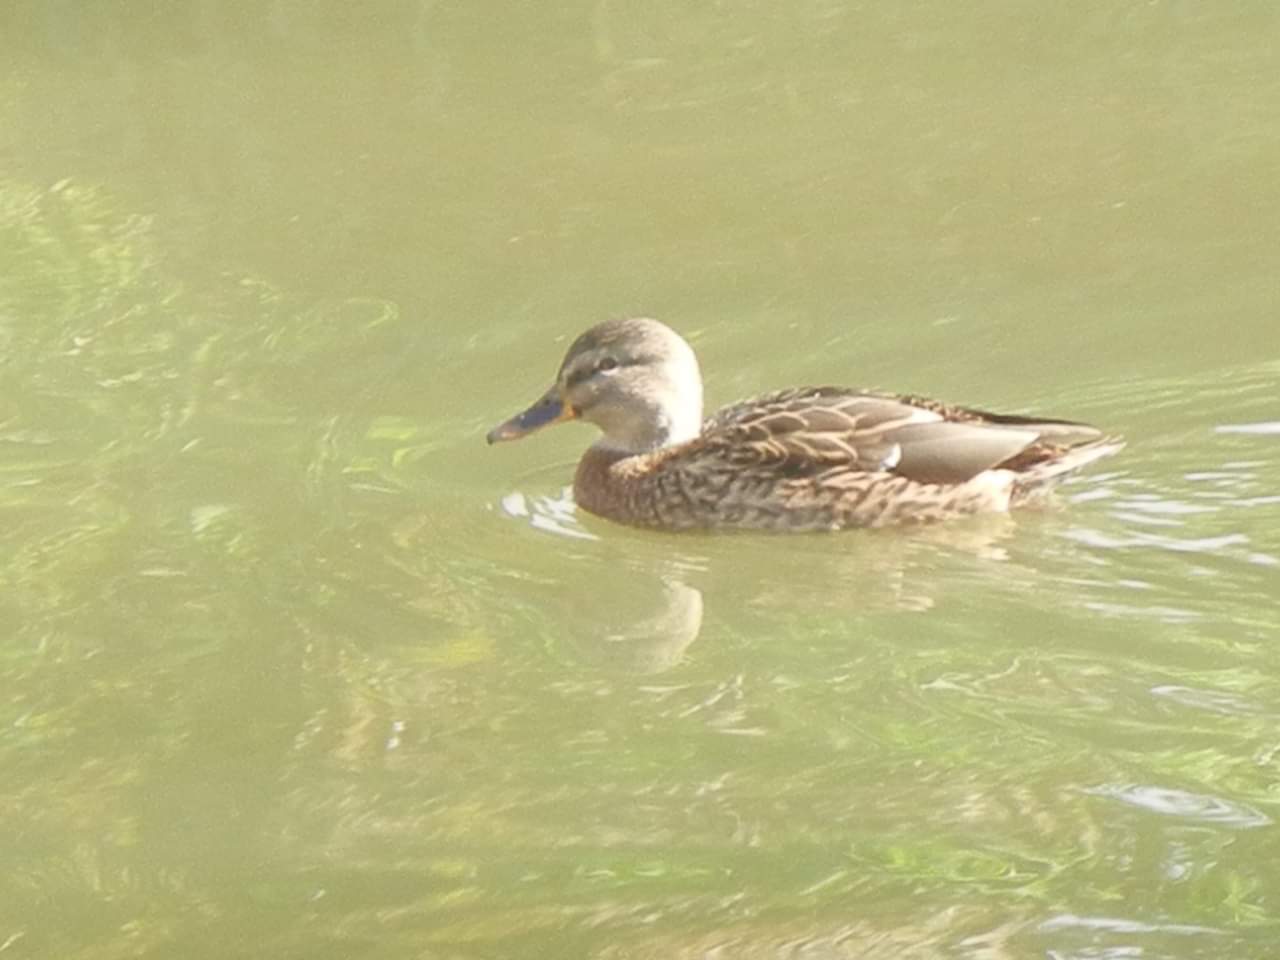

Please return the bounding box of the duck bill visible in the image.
[486,385,576,444]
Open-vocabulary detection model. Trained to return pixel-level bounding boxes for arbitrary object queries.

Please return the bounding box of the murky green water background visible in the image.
[3,3,1279,958]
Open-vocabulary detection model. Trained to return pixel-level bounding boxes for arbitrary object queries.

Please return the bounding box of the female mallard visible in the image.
[487,318,1122,531]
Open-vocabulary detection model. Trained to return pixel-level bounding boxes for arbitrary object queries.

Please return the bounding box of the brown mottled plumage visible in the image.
[487,318,1123,531]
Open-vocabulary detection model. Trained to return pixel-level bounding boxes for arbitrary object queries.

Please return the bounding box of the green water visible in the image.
[3,3,1279,958]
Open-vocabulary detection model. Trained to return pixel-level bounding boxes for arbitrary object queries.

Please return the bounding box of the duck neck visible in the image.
[573,445,631,519]
[593,392,703,454]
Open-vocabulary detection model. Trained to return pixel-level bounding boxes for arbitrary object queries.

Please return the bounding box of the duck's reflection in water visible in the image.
[524,502,1039,674]
[561,575,704,674]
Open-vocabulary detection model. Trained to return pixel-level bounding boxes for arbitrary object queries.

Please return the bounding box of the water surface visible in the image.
[2,3,1278,958]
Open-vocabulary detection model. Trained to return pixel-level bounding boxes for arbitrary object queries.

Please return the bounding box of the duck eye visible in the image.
[596,356,619,373]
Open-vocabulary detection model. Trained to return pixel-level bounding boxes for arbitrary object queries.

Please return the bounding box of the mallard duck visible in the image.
[487,318,1122,531]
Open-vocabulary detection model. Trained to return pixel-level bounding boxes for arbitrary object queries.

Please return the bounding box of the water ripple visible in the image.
[1150,684,1262,717]
[1084,784,1272,828]
[1038,912,1221,936]
[1216,421,1280,435]
[498,489,597,540]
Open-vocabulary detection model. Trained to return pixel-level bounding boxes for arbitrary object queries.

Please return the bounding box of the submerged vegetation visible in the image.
[3,162,1278,959]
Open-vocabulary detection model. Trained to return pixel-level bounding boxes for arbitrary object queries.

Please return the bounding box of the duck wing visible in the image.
[697,387,1099,486]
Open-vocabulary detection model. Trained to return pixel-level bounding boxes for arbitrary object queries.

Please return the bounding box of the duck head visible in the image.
[486,317,704,454]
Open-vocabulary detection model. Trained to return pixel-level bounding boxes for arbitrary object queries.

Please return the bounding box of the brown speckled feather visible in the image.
[488,318,1123,532]
[574,387,1119,531]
